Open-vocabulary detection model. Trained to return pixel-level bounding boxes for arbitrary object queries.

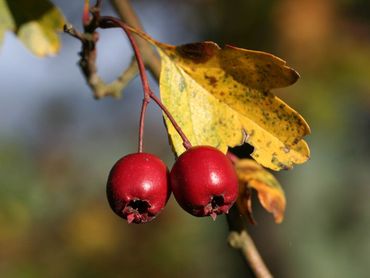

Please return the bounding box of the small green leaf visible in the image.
[0,0,65,56]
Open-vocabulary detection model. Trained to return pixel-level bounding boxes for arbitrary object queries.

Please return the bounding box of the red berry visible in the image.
[106,153,170,224]
[170,146,238,220]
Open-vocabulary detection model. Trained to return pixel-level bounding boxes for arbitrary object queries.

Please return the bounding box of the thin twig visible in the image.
[227,206,273,278]
[100,15,152,152]
[100,16,192,150]
[228,231,273,278]
[92,58,138,99]
[109,0,161,79]
[64,23,138,99]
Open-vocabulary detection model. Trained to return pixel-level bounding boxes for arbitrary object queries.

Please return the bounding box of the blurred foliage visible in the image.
[1,0,370,277]
[0,136,247,277]
[0,0,64,56]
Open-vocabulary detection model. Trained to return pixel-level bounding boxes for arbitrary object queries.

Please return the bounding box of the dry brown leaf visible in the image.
[235,158,286,223]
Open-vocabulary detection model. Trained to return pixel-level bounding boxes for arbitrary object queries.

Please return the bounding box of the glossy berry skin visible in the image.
[170,146,238,220]
[106,153,170,224]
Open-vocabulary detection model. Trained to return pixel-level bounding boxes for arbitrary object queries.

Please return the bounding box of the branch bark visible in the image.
[227,206,273,278]
[64,22,138,99]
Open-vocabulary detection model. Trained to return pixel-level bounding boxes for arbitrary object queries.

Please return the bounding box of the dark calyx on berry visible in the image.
[106,153,170,224]
[170,146,238,220]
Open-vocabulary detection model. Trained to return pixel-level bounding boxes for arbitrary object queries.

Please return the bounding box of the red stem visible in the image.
[99,16,192,150]
[100,16,151,152]
[82,0,91,27]
[138,98,149,153]
[226,151,239,164]
[150,93,192,150]
[100,17,150,96]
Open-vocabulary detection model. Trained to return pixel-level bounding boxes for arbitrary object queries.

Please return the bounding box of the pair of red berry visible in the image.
[106,146,238,224]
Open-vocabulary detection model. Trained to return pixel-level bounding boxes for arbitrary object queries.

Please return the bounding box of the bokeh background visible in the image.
[1,0,369,277]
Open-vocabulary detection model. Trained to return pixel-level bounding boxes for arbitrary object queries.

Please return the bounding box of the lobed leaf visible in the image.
[154,40,310,170]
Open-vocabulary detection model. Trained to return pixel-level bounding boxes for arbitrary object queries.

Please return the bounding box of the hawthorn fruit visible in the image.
[106,153,170,224]
[170,146,238,220]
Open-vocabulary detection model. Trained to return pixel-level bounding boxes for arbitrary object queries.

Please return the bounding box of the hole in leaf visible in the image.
[230,143,254,158]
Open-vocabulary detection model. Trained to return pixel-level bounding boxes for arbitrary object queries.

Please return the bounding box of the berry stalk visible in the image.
[99,16,151,153]
[82,0,91,27]
[99,16,192,150]
[138,97,149,153]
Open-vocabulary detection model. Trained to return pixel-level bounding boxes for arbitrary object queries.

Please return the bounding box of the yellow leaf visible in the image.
[235,158,286,223]
[116,24,311,169]
[0,0,65,56]
[127,27,311,170]
[152,39,310,170]
[0,0,13,44]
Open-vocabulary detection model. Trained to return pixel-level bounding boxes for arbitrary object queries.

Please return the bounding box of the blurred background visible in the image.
[0,0,369,277]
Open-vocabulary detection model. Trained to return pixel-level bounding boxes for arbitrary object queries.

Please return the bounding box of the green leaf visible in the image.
[0,0,65,56]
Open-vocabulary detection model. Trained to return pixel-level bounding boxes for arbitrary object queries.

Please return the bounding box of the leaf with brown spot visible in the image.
[128,27,310,170]
[235,158,286,223]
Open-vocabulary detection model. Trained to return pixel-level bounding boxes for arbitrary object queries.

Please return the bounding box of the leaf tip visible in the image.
[290,67,300,84]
